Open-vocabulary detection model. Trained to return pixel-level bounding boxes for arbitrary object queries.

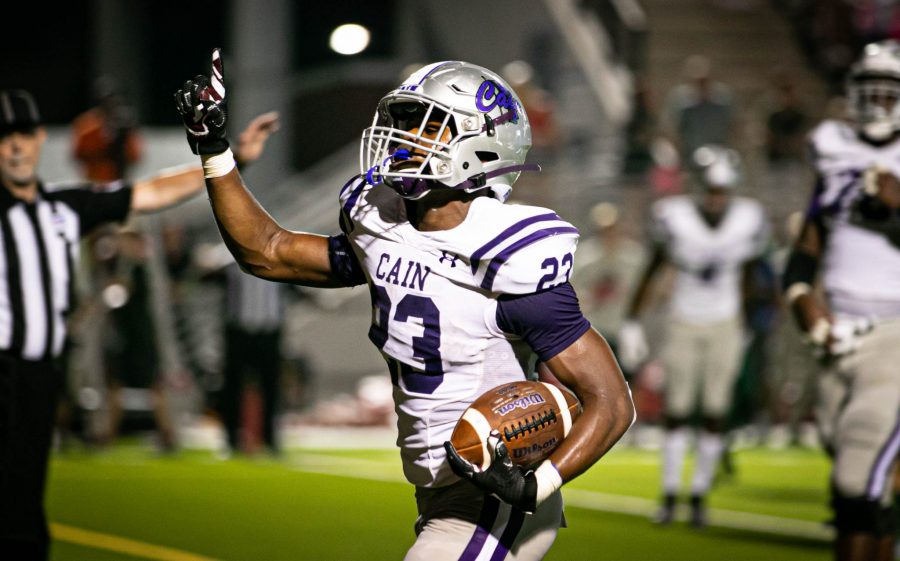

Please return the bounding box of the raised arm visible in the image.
[205,168,338,286]
[173,49,345,287]
[130,111,282,214]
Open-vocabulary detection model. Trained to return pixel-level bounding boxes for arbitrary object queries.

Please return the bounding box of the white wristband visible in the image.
[785,282,812,305]
[201,148,236,179]
[807,317,831,347]
[533,460,563,507]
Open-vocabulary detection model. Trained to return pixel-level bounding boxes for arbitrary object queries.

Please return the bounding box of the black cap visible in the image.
[0,90,41,134]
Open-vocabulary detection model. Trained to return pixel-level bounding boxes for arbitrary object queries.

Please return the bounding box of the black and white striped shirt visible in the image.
[0,181,131,361]
[225,263,284,333]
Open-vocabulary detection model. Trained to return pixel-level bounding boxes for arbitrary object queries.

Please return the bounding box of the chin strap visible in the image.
[451,163,542,191]
[371,162,542,199]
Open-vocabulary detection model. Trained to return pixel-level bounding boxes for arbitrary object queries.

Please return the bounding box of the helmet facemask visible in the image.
[362,95,480,199]
[848,77,900,142]
[847,41,900,143]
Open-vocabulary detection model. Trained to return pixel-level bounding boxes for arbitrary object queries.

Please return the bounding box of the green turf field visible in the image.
[47,444,834,561]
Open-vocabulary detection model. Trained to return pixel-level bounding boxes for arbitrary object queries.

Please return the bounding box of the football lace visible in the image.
[503,410,557,441]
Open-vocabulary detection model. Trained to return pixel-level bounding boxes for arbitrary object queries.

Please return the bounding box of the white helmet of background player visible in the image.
[692,144,741,190]
[847,40,900,142]
[360,61,538,200]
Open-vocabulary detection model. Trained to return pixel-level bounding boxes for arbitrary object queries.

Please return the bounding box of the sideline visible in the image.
[51,523,221,561]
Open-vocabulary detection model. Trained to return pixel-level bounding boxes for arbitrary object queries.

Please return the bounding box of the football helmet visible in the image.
[360,61,538,200]
[847,40,900,142]
[691,144,741,190]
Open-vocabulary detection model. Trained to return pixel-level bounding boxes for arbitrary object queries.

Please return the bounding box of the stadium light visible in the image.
[329,23,371,56]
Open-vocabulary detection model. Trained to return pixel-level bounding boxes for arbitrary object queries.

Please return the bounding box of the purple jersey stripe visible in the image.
[865,410,900,500]
[399,62,451,92]
[480,226,579,291]
[338,175,360,198]
[458,496,500,561]
[488,509,526,561]
[470,213,561,273]
[342,178,367,216]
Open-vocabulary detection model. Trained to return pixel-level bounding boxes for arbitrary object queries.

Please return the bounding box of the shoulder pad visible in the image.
[809,119,857,163]
[649,195,691,243]
[337,175,368,233]
[469,205,579,294]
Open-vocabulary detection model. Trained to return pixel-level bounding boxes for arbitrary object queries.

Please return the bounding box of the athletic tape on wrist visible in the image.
[808,317,831,347]
[534,460,563,506]
[201,148,236,179]
[785,282,812,305]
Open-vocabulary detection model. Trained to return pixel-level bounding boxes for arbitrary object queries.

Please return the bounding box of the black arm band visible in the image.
[782,250,819,292]
[327,234,367,287]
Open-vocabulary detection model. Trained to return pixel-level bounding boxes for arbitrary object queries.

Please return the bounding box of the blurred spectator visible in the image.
[660,55,736,162]
[220,263,287,456]
[623,76,657,176]
[71,76,143,182]
[503,61,561,158]
[94,226,175,451]
[570,202,646,369]
[618,146,771,528]
[160,222,210,389]
[647,138,683,195]
[764,69,813,166]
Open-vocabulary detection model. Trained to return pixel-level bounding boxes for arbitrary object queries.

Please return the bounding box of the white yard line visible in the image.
[288,452,834,542]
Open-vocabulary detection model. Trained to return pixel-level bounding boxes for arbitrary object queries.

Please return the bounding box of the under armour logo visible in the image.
[439,251,459,267]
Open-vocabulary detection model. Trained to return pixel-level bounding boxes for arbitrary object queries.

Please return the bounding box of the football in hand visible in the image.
[866,167,900,208]
[449,380,582,469]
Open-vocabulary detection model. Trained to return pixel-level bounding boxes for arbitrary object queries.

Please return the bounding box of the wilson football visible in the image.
[449,380,582,469]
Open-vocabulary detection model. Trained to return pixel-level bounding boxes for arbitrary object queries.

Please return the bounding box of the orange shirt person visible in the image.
[72,79,143,181]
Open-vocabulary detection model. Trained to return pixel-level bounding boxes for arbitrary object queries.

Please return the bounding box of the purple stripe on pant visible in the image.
[865,409,900,500]
[459,496,500,561]
[489,509,526,561]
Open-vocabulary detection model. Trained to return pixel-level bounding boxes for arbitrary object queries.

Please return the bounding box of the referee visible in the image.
[0,89,278,560]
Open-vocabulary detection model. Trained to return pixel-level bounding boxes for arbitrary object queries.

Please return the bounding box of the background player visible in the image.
[175,50,634,560]
[783,39,900,561]
[618,145,770,527]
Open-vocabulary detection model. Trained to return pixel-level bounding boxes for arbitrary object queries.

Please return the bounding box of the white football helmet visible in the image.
[360,61,538,200]
[691,144,741,189]
[847,40,900,142]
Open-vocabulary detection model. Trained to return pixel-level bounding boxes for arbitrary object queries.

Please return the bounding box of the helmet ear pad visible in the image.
[447,135,521,188]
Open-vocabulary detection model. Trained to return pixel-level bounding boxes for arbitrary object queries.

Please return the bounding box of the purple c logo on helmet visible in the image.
[475,79,519,123]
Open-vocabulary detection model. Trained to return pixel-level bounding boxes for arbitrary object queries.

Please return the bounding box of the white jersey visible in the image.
[809,120,900,318]
[650,195,768,324]
[339,179,579,487]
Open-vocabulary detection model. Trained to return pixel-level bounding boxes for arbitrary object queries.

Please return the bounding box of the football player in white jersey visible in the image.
[618,145,770,527]
[174,50,634,561]
[783,40,900,561]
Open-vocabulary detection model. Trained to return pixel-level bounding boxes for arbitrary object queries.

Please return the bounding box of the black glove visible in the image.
[174,48,229,155]
[444,430,538,513]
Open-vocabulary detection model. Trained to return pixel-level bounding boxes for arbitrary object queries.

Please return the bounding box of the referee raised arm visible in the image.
[0,89,278,561]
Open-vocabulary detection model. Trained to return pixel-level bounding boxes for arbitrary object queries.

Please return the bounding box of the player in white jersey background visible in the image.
[618,145,770,527]
[174,50,634,561]
[783,40,900,561]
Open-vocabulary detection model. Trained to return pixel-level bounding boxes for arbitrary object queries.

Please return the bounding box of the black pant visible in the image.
[0,356,61,561]
[222,326,281,451]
